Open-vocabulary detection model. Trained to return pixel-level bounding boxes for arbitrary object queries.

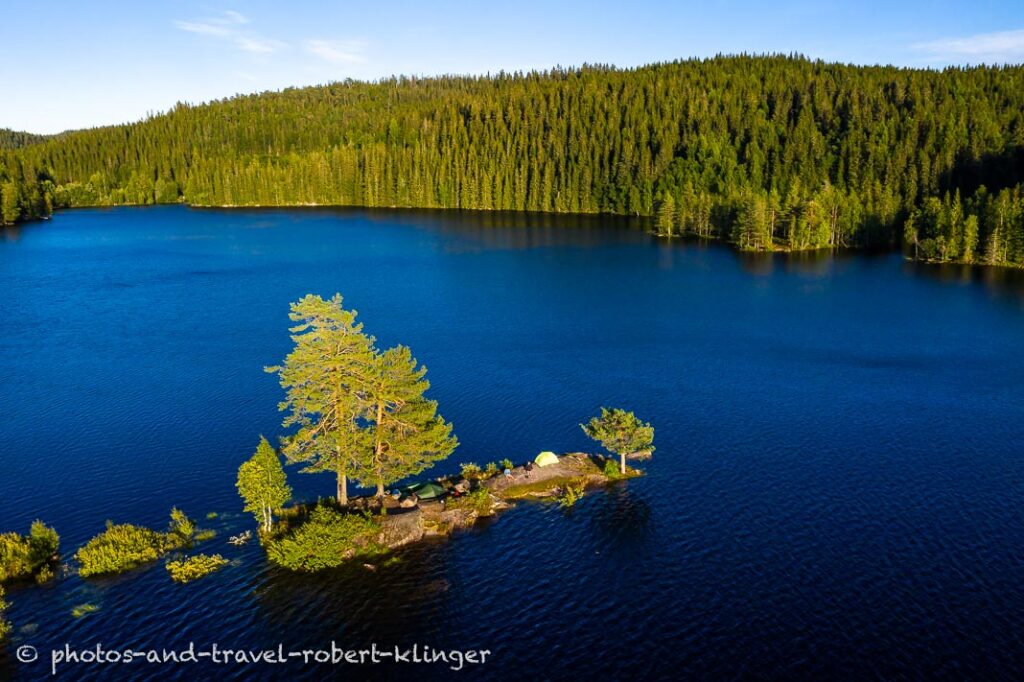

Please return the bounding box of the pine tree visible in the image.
[963,214,979,263]
[1,181,19,224]
[267,294,376,505]
[656,194,676,235]
[581,407,655,475]
[236,436,292,533]
[364,346,458,496]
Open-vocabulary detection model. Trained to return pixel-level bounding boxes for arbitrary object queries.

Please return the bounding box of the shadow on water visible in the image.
[252,539,455,643]
[903,258,1024,305]
[365,207,652,251]
[2,225,22,242]
[585,484,653,549]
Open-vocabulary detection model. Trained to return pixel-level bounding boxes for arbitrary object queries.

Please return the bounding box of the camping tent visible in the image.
[534,451,559,467]
[406,481,446,500]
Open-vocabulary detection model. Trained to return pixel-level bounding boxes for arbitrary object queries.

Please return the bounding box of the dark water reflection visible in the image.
[905,258,1024,306]
[1,206,1023,680]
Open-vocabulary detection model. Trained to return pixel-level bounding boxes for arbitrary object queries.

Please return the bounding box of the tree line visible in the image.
[2,55,1023,265]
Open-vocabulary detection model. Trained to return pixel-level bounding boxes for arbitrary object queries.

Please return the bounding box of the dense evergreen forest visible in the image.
[2,56,1023,266]
[0,128,47,151]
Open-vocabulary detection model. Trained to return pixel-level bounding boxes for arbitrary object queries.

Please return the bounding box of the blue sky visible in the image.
[3,0,1023,134]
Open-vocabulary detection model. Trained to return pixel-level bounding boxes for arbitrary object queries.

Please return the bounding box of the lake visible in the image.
[1,205,1024,680]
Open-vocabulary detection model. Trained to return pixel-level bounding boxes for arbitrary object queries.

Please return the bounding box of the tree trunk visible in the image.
[337,471,348,506]
[620,452,627,475]
[374,400,385,497]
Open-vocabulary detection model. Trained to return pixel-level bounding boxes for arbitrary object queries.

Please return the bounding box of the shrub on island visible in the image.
[76,508,209,577]
[166,554,229,583]
[447,488,495,516]
[265,504,382,572]
[558,482,586,508]
[0,521,60,584]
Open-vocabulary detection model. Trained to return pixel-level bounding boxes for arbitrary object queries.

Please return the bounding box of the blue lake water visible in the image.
[1,205,1024,680]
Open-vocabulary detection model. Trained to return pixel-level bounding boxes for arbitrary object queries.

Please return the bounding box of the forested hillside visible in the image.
[0,129,47,151]
[2,56,1023,265]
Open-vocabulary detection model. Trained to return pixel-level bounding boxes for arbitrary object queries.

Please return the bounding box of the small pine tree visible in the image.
[581,407,655,475]
[236,436,292,533]
[656,194,676,235]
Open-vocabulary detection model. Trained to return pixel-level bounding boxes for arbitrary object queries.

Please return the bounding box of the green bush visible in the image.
[484,462,499,477]
[168,508,195,544]
[29,521,60,564]
[265,505,381,572]
[602,459,621,479]
[448,488,494,516]
[0,521,60,583]
[558,482,586,508]
[460,462,481,479]
[34,564,54,585]
[0,533,34,582]
[76,509,198,577]
[500,458,514,471]
[166,554,229,583]
[76,523,167,577]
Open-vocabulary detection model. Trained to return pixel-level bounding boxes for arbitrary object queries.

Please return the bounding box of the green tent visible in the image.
[405,481,446,500]
[534,451,559,467]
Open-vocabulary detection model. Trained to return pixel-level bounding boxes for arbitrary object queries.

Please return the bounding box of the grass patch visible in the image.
[71,603,100,618]
[0,521,60,584]
[501,476,581,500]
[602,459,641,480]
[422,517,453,535]
[166,554,229,583]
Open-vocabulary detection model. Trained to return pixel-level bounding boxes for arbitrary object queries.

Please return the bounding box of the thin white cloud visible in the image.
[173,11,285,55]
[173,20,232,37]
[912,28,1024,63]
[220,10,249,25]
[235,36,287,54]
[304,39,367,65]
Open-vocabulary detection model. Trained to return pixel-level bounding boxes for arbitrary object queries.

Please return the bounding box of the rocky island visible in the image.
[367,452,644,553]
